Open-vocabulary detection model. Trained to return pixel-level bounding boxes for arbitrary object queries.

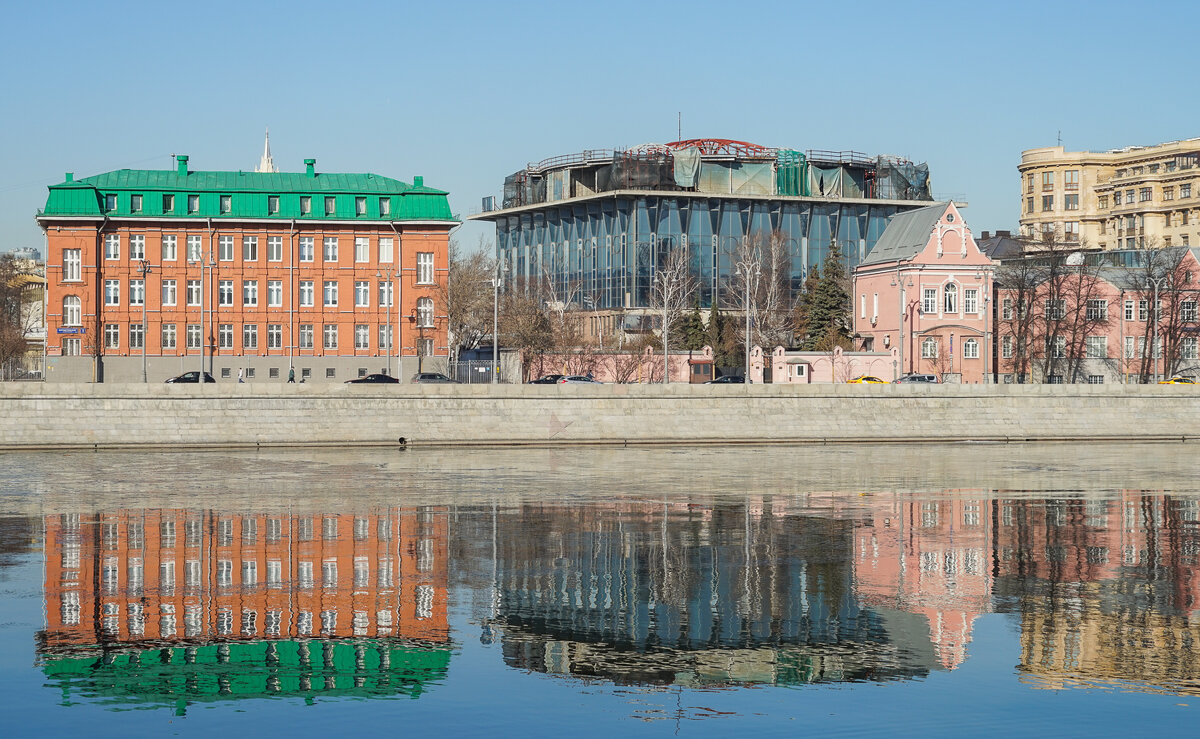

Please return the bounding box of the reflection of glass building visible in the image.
[472,139,935,310]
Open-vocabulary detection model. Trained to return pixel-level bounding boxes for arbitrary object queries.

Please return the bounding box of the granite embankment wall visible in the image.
[2,383,1198,450]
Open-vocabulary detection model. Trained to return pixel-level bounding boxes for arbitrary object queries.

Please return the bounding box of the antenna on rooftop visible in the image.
[677,112,681,141]
[1057,130,1063,147]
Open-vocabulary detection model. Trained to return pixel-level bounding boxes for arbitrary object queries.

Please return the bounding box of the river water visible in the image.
[1,443,1198,736]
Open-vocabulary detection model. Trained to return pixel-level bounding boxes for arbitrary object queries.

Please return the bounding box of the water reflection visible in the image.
[38,507,450,710]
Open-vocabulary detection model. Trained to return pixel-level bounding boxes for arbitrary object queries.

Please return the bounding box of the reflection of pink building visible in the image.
[852,203,995,382]
[853,493,994,669]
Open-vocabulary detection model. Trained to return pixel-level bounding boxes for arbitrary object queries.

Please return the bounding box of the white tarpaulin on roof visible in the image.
[673,146,701,187]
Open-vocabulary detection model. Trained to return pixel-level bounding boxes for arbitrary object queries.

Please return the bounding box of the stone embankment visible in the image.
[2,383,1197,450]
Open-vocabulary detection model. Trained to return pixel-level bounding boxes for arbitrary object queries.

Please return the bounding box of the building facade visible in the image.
[472,139,935,317]
[1019,139,1200,250]
[38,154,456,383]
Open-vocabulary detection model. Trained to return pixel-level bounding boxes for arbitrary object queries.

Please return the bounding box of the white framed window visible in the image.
[943,283,958,313]
[380,197,391,216]
[417,297,434,327]
[130,279,145,306]
[355,196,367,216]
[131,194,143,213]
[218,324,233,349]
[1182,301,1198,323]
[921,337,938,358]
[1045,299,1066,320]
[1001,297,1012,320]
[105,234,120,260]
[130,234,145,260]
[963,338,979,359]
[187,234,202,262]
[243,324,258,350]
[922,287,937,314]
[299,281,314,307]
[355,236,369,262]
[1138,300,1149,322]
[63,249,81,281]
[355,324,369,349]
[1002,335,1013,359]
[105,323,120,349]
[243,280,258,306]
[104,193,117,211]
[299,324,314,349]
[219,194,232,213]
[267,280,282,307]
[1183,337,1199,360]
[161,279,176,306]
[378,324,392,350]
[355,281,369,307]
[1086,336,1107,358]
[186,280,200,306]
[129,323,144,350]
[419,337,433,356]
[105,279,120,306]
[378,281,393,307]
[186,324,201,350]
[323,280,338,307]
[218,235,234,261]
[267,235,283,262]
[267,324,282,349]
[323,237,338,263]
[162,323,176,349]
[1086,299,1107,321]
[1050,336,1066,358]
[964,289,978,314]
[242,236,258,261]
[417,252,434,284]
[218,280,234,306]
[323,324,338,349]
[62,336,81,355]
[268,195,280,214]
[324,196,336,216]
[300,196,311,215]
[860,294,866,319]
[161,234,177,261]
[379,237,393,263]
[299,236,314,262]
[187,194,199,213]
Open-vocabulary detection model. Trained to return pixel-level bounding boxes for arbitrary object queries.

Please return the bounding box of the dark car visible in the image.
[165,371,215,383]
[346,373,400,384]
[410,372,457,384]
[528,374,565,384]
[893,374,940,384]
[705,375,745,384]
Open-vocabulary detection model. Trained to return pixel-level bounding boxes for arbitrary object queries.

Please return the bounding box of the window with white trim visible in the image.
[162,323,176,349]
[63,249,81,281]
[186,280,200,306]
[922,287,937,314]
[243,324,258,350]
[187,235,202,262]
[218,235,234,261]
[105,280,120,306]
[323,324,338,349]
[299,324,313,349]
[944,283,958,313]
[323,237,338,263]
[161,234,177,261]
[355,281,369,307]
[267,280,282,307]
[379,237,393,263]
[921,337,938,358]
[355,324,369,349]
[1086,336,1107,358]
[105,324,119,349]
[417,297,434,327]
[1002,335,1013,359]
[299,236,314,262]
[242,236,258,261]
[186,324,201,350]
[218,280,234,306]
[323,280,338,307]
[417,252,434,284]
[267,235,282,262]
[129,323,144,350]
[218,324,233,349]
[355,237,369,262]
[299,281,314,307]
[378,281,393,307]
[105,234,120,260]
[129,279,144,306]
[963,338,979,359]
[243,280,258,306]
[267,324,282,349]
[964,289,978,314]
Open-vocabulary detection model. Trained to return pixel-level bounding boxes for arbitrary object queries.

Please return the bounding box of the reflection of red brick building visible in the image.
[42,507,448,652]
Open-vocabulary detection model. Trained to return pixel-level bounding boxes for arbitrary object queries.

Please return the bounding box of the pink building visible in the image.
[767,345,899,383]
[852,203,995,383]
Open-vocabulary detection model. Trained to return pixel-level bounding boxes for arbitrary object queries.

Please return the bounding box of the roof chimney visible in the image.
[304,158,316,177]
[176,155,189,176]
[997,230,1011,238]
[980,231,990,240]
[64,172,73,183]
[413,175,424,188]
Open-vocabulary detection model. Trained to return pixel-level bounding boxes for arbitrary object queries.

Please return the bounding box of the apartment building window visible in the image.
[378,324,392,350]
[323,280,338,307]
[379,237,393,263]
[963,338,979,359]
[1087,375,1104,384]
[1086,336,1107,358]
[63,249,81,281]
[1064,194,1079,210]
[105,323,119,349]
[267,324,282,349]
[105,234,120,260]
[323,324,338,349]
[266,235,282,262]
[266,195,279,215]
[218,324,233,349]
[161,234,177,261]
[324,196,336,215]
[1140,187,1152,202]
[419,337,433,357]
[267,280,282,307]
[186,280,201,306]
[1064,170,1079,191]
[1183,183,1193,198]
[128,234,145,260]
[1114,191,1122,206]
[323,237,338,262]
[184,194,198,214]
[1026,196,1034,213]
[1002,335,1014,359]
[1050,336,1066,358]
[300,196,311,215]
[1086,299,1107,320]
[355,197,367,216]
[129,323,144,350]
[1183,337,1199,360]
[219,235,234,261]
[1042,195,1054,211]
[355,236,369,262]
[378,281,393,307]
[1046,299,1066,320]
[130,194,143,213]
[299,324,314,349]
[243,236,258,261]
[417,252,434,284]
[243,324,258,350]
[417,297,434,327]
[1002,297,1013,320]
[243,280,258,306]
[1164,187,1175,201]
[922,287,937,314]
[187,324,201,349]
[1098,195,1108,209]
[380,197,391,216]
[943,283,957,313]
[186,235,202,261]
[1126,189,1135,203]
[1125,336,1139,359]
[130,279,145,306]
[1183,301,1198,322]
[922,337,938,358]
[218,280,234,306]
[217,194,231,213]
[1139,300,1149,321]
[1064,221,1080,241]
[299,236,314,262]
[964,289,978,314]
[105,279,120,306]
[355,281,369,307]
[1026,173,1033,192]
[1042,171,1054,191]
[300,281,314,307]
[162,323,176,349]
[354,324,369,349]
[161,193,175,213]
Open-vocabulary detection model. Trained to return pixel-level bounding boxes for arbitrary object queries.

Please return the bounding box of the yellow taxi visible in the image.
[1158,376,1196,385]
[846,376,887,384]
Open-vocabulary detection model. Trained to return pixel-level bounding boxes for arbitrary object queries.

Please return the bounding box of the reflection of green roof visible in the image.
[40,639,451,712]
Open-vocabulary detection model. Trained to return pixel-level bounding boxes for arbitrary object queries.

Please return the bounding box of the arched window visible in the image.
[944,283,958,313]
[963,338,979,359]
[416,297,434,328]
[922,337,938,359]
[63,296,81,326]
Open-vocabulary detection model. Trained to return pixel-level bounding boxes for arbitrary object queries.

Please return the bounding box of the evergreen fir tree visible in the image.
[680,303,707,350]
[800,241,852,351]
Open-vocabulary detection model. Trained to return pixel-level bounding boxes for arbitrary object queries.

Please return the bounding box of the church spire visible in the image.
[255,128,278,173]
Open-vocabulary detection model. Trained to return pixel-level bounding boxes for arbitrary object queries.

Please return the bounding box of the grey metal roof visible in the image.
[859,203,947,266]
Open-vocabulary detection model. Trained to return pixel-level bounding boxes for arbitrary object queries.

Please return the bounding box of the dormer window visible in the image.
[187,194,199,213]
[130,194,143,213]
[268,195,279,215]
[324,196,336,215]
[220,195,232,214]
[105,194,117,211]
[380,197,390,216]
[300,196,311,215]
[162,194,174,212]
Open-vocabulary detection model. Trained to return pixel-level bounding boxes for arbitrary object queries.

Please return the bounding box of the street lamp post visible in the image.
[377,268,395,376]
[1152,275,1167,382]
[735,260,760,386]
[139,259,152,382]
[491,269,500,384]
[189,246,213,381]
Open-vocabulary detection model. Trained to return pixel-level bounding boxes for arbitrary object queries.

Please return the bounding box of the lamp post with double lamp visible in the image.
[890,268,913,380]
[491,268,500,384]
[188,245,213,381]
[377,268,396,377]
[734,259,760,388]
[1151,274,1167,382]
[138,259,152,382]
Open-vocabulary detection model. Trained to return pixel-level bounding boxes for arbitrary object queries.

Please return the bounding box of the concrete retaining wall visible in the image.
[2,383,1199,450]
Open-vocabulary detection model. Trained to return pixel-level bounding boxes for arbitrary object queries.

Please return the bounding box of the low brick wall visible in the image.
[2,383,1198,449]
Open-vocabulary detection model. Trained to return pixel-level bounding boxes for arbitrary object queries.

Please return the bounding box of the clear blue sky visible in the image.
[3,0,1198,254]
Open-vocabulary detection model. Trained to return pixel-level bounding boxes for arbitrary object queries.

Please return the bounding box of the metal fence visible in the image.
[448,360,505,384]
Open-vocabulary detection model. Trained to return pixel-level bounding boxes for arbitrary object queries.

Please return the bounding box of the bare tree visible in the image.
[649,246,695,383]
[441,236,496,364]
[1117,246,1200,381]
[0,254,29,374]
[725,230,799,354]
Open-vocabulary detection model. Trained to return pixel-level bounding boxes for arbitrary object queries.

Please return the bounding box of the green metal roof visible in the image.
[39,158,455,223]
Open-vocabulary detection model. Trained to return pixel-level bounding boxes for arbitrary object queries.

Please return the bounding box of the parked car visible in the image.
[165,371,215,383]
[528,374,565,384]
[346,373,399,384]
[559,375,602,384]
[894,374,940,384]
[410,372,457,384]
[704,375,745,384]
[846,376,887,384]
[1158,376,1196,384]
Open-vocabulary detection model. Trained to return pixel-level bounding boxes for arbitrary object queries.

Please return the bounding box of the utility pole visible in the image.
[492,264,500,384]
[378,268,395,376]
[139,259,152,382]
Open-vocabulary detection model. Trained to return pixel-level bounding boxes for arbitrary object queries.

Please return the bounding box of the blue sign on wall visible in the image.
[56,327,85,334]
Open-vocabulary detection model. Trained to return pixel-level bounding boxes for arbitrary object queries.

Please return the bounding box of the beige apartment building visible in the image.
[1019,139,1200,250]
